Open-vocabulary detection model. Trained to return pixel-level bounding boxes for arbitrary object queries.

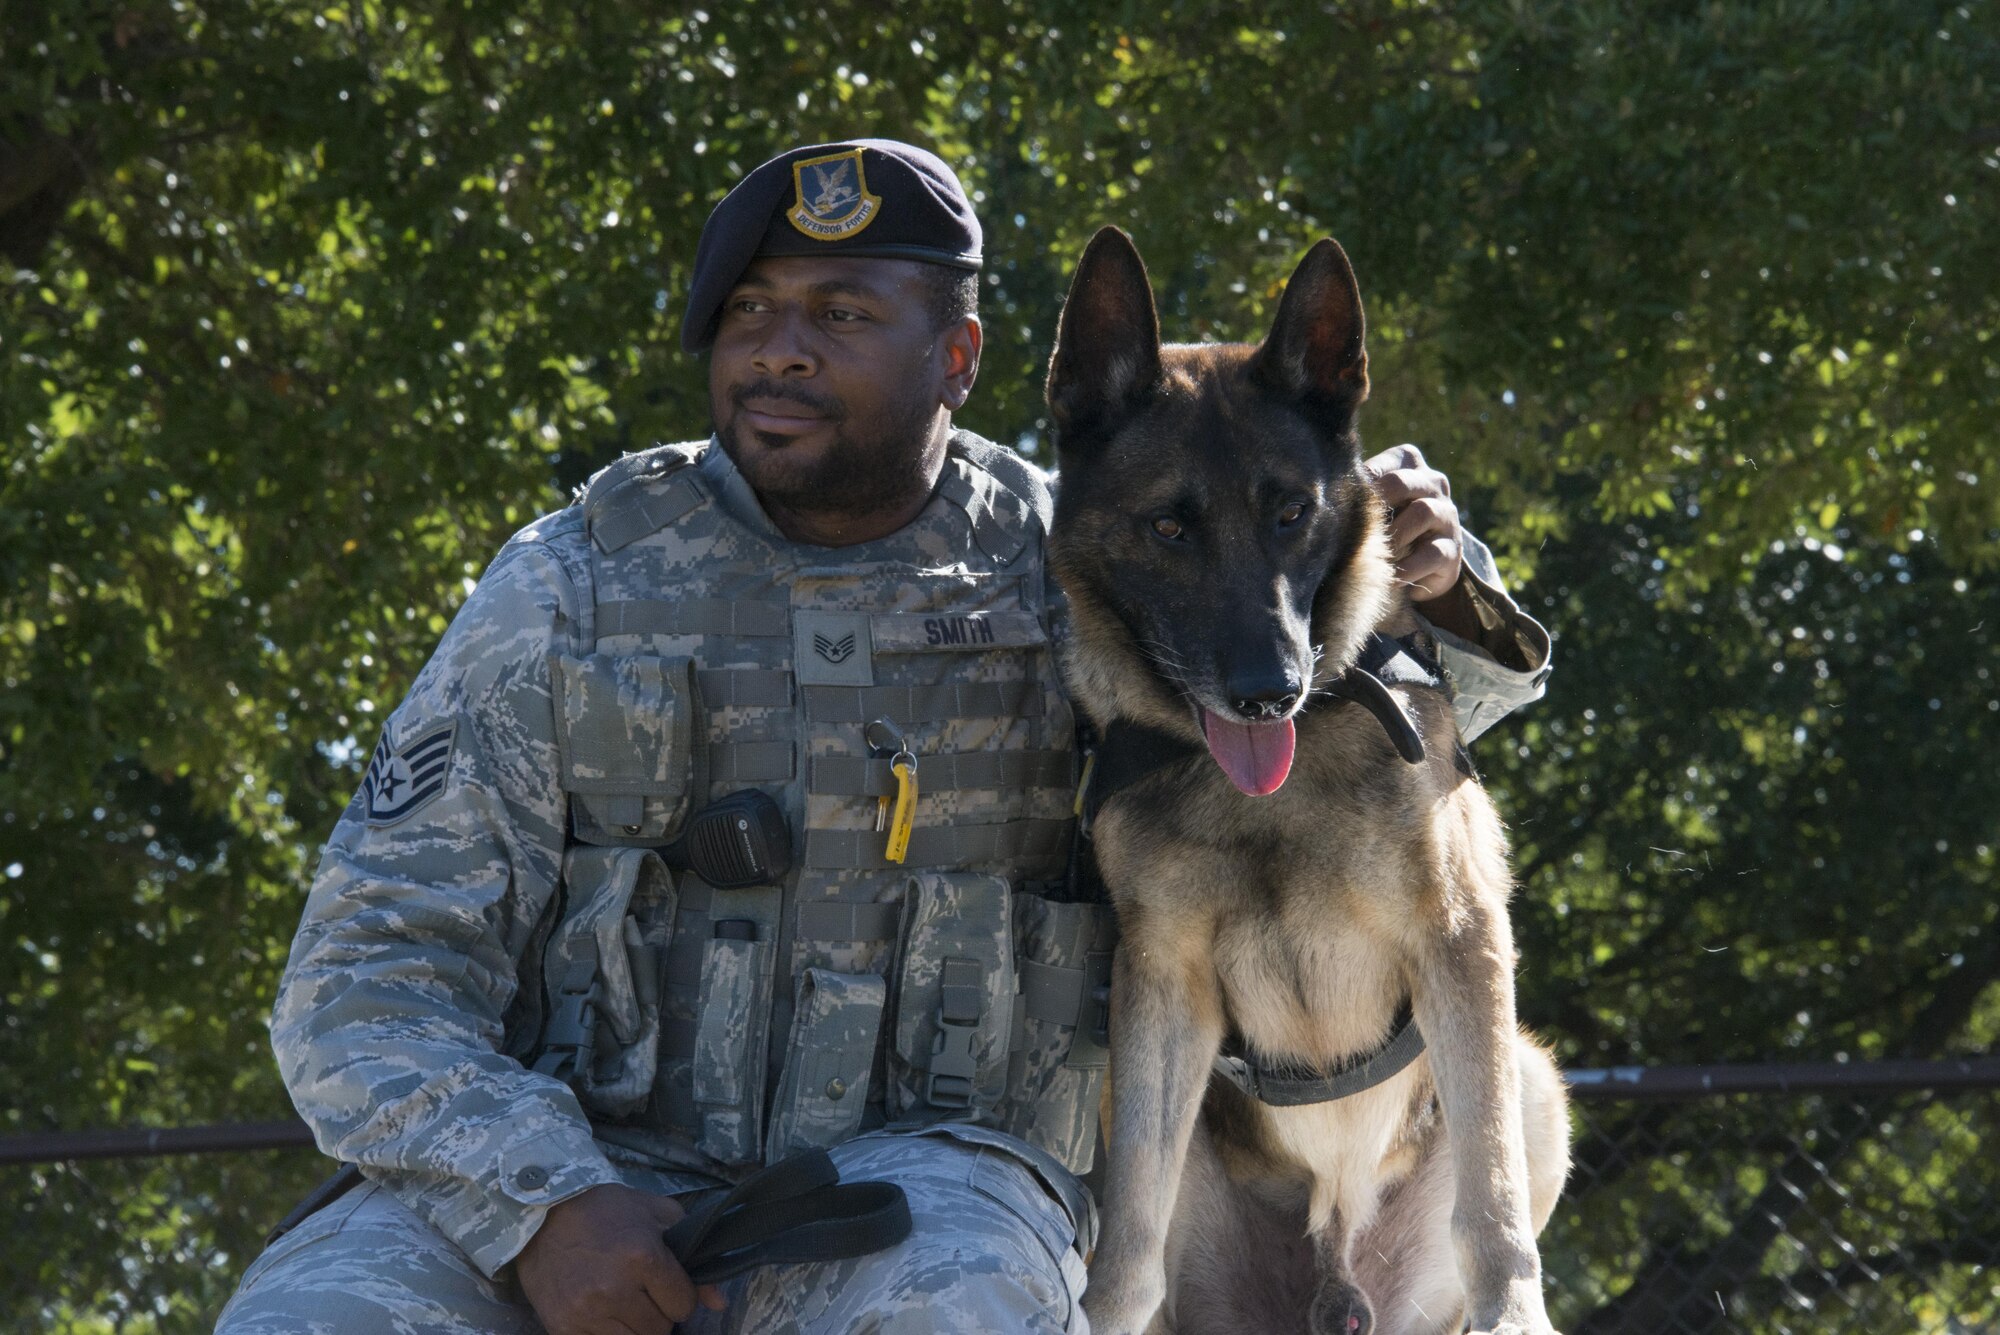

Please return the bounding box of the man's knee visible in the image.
[687,1134,1088,1334]
[215,1183,538,1334]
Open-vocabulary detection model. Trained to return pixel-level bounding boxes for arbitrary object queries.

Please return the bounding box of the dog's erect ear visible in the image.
[1253,238,1369,423]
[1047,226,1162,446]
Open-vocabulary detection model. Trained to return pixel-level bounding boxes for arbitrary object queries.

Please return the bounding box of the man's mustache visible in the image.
[731,378,846,421]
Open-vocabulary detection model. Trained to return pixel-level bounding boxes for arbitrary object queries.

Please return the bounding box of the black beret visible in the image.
[680,139,983,353]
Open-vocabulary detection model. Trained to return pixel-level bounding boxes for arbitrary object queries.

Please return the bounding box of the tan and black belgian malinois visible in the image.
[1047,227,1570,1335]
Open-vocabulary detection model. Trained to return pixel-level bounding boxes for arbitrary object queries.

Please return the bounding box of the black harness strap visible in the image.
[1079,718,1197,831]
[1211,1000,1428,1107]
[662,1149,913,1285]
[1079,631,1445,830]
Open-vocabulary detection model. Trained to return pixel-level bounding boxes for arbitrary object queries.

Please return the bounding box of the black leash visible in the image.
[663,1149,912,1285]
[266,1161,365,1244]
[268,1149,912,1284]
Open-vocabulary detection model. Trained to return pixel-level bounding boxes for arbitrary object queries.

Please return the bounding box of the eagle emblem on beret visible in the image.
[787,148,882,241]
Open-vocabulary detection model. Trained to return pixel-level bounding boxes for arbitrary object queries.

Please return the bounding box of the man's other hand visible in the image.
[1365,443,1464,603]
[517,1183,728,1335]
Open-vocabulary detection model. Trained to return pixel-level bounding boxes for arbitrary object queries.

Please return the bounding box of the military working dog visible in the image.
[1046,228,1570,1335]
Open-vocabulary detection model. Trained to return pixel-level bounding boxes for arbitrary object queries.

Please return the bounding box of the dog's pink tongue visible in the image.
[1200,712,1296,796]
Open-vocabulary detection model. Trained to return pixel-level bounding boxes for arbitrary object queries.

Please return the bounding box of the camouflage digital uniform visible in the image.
[217,433,1550,1334]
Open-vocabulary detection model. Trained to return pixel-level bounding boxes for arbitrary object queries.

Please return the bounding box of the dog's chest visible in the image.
[1209,890,1413,1068]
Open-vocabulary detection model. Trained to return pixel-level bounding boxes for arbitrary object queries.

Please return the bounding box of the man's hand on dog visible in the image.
[516,1183,727,1335]
[1366,443,1463,603]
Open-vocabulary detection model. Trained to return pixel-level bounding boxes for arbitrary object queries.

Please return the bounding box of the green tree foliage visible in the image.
[2,1,1994,1328]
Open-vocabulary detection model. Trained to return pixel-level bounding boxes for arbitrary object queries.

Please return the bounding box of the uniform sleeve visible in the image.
[1421,530,1555,744]
[271,534,623,1277]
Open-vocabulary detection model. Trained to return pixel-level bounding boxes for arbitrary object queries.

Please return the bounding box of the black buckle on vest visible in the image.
[925,956,985,1108]
[531,956,599,1081]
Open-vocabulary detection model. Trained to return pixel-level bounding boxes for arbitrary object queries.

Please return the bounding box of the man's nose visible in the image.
[751,309,818,378]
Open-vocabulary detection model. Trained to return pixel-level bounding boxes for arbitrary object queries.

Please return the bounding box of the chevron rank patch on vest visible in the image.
[361,721,457,826]
[793,609,875,687]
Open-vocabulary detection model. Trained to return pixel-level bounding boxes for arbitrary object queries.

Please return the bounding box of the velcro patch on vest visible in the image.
[361,721,457,826]
[792,610,875,687]
[868,611,1045,653]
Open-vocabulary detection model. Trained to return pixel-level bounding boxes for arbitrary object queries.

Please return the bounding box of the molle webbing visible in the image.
[795,901,905,941]
[697,668,793,708]
[803,818,1071,871]
[804,681,1043,724]
[658,885,907,999]
[708,741,795,783]
[809,750,1071,798]
[595,598,792,641]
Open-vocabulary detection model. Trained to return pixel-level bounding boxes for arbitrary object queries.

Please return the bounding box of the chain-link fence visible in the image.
[1546,1061,2000,1334]
[5,1060,1995,1332]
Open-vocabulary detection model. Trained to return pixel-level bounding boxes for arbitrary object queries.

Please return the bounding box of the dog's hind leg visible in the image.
[1160,1120,1316,1334]
[1515,1034,1571,1235]
[1348,1118,1464,1335]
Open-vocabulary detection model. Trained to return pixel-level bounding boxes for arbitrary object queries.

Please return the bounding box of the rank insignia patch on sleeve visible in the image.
[361,721,457,826]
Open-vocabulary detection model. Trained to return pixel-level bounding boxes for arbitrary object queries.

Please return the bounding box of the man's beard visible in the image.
[717,378,941,521]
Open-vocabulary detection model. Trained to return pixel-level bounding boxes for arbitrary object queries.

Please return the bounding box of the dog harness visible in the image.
[1076,631,1449,1107]
[1211,999,1428,1107]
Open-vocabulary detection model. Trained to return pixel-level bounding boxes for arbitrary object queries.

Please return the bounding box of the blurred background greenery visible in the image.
[2,1,1995,1329]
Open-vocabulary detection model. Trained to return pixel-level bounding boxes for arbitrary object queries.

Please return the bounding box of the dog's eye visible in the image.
[1278,501,1308,527]
[1151,516,1185,541]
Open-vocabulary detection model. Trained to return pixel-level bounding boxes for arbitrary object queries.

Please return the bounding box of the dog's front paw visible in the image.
[1081,1262,1167,1335]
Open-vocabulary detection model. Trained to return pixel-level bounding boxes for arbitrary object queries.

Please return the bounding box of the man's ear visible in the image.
[940,315,982,412]
[1252,238,1369,429]
[1046,226,1162,448]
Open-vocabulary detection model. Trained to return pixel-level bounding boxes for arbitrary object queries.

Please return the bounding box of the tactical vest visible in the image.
[523,435,1114,1182]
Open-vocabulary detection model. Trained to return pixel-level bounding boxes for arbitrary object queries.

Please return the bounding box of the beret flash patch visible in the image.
[361,721,456,826]
[787,148,881,241]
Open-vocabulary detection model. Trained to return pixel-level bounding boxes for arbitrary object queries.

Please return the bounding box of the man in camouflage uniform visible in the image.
[216,140,1551,1335]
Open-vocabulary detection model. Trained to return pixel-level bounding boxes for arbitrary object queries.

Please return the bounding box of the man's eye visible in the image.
[824,307,866,323]
[730,297,770,314]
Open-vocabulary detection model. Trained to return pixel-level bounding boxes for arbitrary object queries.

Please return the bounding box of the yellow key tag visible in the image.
[885,754,919,864]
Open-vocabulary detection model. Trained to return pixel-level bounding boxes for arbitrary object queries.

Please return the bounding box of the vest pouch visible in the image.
[887,872,1015,1120]
[997,894,1118,1173]
[690,884,781,1165]
[533,846,678,1120]
[764,968,887,1160]
[551,650,708,846]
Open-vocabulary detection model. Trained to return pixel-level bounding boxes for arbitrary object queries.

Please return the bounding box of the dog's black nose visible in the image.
[1229,671,1300,721]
